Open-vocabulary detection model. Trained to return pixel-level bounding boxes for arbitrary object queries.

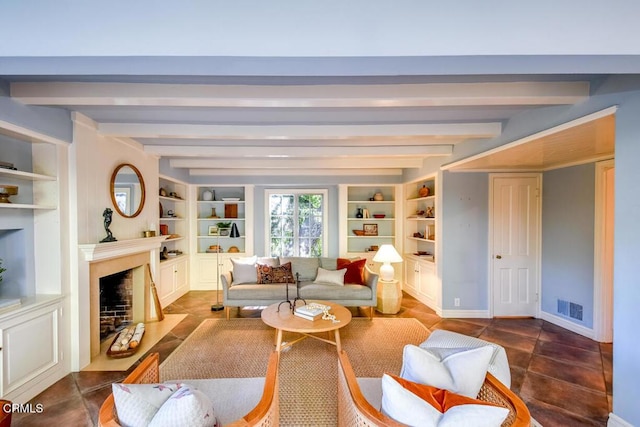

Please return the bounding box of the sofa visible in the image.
[99,352,279,427]
[220,256,379,320]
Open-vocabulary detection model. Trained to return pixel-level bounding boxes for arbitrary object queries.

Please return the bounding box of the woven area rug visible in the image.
[160,317,430,426]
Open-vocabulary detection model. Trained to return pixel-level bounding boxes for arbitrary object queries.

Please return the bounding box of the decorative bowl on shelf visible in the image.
[352,229,365,236]
[373,214,386,218]
[0,185,18,203]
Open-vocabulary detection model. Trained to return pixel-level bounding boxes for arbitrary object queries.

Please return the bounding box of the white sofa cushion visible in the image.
[420,329,511,388]
[230,256,257,285]
[400,344,493,398]
[313,267,347,286]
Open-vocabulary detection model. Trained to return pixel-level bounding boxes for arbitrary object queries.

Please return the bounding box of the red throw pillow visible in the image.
[337,258,366,285]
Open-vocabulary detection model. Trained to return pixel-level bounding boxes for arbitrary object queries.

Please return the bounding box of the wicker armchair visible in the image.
[337,350,531,427]
[99,351,279,427]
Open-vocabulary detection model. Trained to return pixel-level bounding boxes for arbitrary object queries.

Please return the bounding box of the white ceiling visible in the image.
[5,77,599,177]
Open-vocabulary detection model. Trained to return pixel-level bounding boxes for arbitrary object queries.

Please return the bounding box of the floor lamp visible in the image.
[211,228,227,311]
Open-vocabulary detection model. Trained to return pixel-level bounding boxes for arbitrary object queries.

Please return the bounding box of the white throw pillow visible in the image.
[149,384,218,427]
[230,256,257,285]
[381,374,509,427]
[313,267,347,286]
[400,344,493,398]
[112,382,185,427]
[419,329,512,388]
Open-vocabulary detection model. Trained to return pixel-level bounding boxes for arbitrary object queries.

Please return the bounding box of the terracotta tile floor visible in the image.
[12,291,612,426]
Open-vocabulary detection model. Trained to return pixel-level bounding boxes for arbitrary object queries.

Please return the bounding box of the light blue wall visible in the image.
[441,171,489,310]
[0,90,72,143]
[0,135,39,297]
[612,90,640,426]
[541,164,595,328]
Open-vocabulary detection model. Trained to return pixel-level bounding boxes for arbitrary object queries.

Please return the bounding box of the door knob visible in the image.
[496,255,502,259]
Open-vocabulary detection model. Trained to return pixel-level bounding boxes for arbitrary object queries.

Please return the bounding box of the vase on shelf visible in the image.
[373,192,384,201]
[356,208,363,218]
[210,208,219,218]
[419,185,430,197]
[230,223,240,238]
[202,189,214,201]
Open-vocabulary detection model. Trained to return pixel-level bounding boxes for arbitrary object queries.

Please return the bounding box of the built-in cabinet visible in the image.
[339,184,402,280]
[404,256,438,310]
[0,120,69,403]
[190,185,254,290]
[158,256,189,307]
[402,175,441,313]
[159,176,188,255]
[158,176,189,306]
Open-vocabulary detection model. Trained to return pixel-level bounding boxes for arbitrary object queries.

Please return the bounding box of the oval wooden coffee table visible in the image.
[261,300,352,353]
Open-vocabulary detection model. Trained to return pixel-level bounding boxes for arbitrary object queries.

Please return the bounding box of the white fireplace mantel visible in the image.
[79,236,168,262]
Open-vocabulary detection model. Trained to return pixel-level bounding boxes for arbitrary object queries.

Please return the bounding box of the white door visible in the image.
[491,174,540,317]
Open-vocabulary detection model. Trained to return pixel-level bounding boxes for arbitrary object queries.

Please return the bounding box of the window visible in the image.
[266,189,328,257]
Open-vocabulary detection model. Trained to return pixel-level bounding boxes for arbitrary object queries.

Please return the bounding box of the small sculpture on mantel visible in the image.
[100,207,117,243]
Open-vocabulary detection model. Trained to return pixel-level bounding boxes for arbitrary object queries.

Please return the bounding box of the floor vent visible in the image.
[557,299,569,316]
[570,302,583,321]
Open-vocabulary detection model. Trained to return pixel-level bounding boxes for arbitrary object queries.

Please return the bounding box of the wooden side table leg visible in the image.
[275,328,283,353]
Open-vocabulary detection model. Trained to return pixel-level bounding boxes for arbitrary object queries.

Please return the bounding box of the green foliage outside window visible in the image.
[269,193,324,257]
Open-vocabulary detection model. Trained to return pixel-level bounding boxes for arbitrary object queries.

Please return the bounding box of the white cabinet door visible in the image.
[404,260,420,293]
[159,262,176,302]
[0,301,63,402]
[418,261,437,306]
[174,258,189,294]
[159,257,190,306]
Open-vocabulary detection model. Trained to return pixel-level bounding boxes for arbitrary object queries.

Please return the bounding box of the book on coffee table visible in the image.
[294,304,328,321]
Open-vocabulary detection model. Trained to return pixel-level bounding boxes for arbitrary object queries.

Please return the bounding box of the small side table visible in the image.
[376,279,402,314]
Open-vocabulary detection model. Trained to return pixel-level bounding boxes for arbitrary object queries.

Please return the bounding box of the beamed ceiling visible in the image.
[5,77,612,176]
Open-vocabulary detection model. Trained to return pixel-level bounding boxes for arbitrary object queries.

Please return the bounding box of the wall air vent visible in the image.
[557,299,569,316]
[569,302,583,321]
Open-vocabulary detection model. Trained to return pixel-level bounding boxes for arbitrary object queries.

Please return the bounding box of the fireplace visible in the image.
[88,252,150,359]
[78,236,166,368]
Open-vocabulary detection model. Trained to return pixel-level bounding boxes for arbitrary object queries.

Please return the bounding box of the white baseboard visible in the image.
[608,412,634,427]
[539,311,595,340]
[440,309,490,318]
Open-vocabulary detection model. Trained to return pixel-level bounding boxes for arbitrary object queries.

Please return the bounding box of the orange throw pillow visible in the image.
[337,258,367,285]
[386,373,501,412]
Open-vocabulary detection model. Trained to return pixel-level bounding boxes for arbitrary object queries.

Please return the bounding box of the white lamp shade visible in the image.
[373,244,403,263]
[373,244,403,281]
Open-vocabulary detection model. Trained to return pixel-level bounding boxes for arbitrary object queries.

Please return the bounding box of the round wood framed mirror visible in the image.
[110,163,146,218]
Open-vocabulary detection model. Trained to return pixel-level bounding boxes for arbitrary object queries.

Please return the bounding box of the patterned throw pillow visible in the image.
[149,384,218,427]
[337,258,367,285]
[112,382,186,427]
[256,262,295,284]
